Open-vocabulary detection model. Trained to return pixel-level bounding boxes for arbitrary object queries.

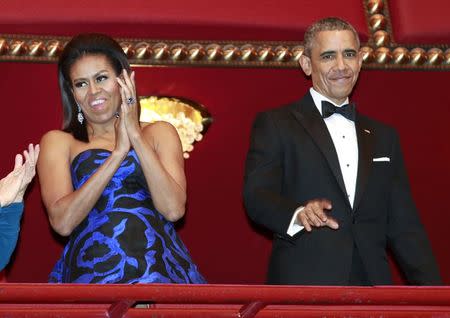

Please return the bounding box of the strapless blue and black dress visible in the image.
[49,149,206,284]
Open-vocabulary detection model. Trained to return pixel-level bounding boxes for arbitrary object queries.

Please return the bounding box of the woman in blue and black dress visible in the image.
[37,34,205,284]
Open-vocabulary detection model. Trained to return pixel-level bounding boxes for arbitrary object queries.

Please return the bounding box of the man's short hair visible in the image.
[303,17,360,56]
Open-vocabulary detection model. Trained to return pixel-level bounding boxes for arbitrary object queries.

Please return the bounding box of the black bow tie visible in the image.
[321,100,356,121]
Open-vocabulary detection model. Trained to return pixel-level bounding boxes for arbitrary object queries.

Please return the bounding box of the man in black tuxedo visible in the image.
[243,17,441,285]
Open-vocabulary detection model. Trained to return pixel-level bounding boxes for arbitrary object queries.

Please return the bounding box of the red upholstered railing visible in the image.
[0,284,450,317]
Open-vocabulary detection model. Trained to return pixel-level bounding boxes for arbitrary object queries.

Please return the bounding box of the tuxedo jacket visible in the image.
[243,92,441,285]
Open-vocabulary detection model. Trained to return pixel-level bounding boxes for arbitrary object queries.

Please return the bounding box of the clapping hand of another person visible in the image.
[0,144,40,207]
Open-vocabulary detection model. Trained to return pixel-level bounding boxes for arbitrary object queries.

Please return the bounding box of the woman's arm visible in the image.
[37,129,129,236]
[117,70,186,221]
[0,144,39,207]
[0,144,39,270]
[131,122,187,222]
[0,203,24,271]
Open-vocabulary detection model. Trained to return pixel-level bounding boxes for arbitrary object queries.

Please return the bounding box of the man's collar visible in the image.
[309,87,350,115]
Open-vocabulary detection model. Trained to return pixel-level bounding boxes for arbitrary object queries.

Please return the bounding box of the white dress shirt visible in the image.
[287,88,358,236]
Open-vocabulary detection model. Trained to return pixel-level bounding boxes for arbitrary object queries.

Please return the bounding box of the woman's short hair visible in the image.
[58,33,131,142]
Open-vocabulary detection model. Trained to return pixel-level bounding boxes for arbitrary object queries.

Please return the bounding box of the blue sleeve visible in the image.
[0,202,24,271]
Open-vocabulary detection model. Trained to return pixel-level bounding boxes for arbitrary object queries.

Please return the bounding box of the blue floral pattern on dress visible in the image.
[49,149,206,284]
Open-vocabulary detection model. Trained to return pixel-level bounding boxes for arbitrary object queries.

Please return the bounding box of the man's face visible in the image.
[300,30,362,105]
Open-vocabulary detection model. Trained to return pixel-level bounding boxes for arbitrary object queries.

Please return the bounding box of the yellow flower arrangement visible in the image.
[139,96,212,158]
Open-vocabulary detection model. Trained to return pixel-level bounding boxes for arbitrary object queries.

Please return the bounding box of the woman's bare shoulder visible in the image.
[142,121,183,157]
[142,121,178,137]
[40,130,74,152]
[41,130,73,141]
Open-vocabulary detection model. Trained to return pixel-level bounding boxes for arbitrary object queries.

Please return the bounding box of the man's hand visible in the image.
[297,198,339,232]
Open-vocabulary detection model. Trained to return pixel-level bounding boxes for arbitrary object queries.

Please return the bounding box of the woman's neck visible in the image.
[87,122,115,141]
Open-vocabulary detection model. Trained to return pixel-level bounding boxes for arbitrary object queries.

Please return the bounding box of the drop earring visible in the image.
[77,102,84,124]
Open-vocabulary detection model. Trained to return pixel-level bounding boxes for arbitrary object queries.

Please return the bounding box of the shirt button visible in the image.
[346,164,350,167]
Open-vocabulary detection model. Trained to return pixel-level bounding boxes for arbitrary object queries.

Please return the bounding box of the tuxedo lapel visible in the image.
[353,115,374,211]
[289,94,349,203]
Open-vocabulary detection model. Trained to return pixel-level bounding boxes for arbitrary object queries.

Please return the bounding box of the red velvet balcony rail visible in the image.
[0,283,450,317]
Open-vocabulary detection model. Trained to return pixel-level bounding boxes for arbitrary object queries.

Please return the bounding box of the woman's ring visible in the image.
[126,97,136,105]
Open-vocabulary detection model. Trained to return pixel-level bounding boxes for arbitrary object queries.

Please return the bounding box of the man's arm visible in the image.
[243,111,302,235]
[243,111,339,237]
[387,132,442,285]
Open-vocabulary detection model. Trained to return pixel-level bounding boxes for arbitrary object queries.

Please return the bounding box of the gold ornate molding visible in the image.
[364,0,394,47]
[362,0,449,70]
[0,34,306,68]
[0,0,448,70]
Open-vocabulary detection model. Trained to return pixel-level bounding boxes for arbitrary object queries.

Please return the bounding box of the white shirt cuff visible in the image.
[287,206,304,237]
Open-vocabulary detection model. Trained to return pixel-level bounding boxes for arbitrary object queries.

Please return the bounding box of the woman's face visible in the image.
[70,54,121,125]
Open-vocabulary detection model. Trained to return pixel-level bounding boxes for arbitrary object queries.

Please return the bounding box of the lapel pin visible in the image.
[364,129,371,134]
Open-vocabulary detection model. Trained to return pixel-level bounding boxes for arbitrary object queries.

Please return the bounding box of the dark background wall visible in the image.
[0,0,449,284]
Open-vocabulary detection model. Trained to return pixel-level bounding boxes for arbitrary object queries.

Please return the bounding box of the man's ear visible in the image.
[357,49,364,69]
[299,54,312,76]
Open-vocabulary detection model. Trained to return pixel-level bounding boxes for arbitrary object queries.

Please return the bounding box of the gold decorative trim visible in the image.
[364,0,394,47]
[0,1,448,70]
[361,0,449,70]
[0,34,306,68]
